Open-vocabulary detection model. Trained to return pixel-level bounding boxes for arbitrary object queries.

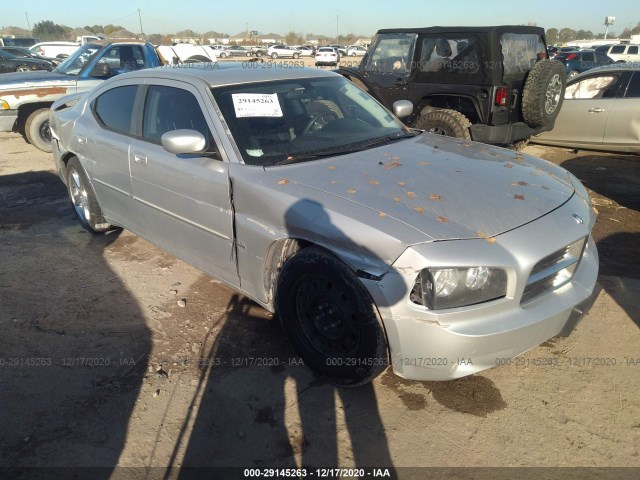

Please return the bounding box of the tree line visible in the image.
[546,22,640,45]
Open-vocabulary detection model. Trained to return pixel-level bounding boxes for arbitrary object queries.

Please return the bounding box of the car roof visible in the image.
[376,25,545,35]
[112,62,339,87]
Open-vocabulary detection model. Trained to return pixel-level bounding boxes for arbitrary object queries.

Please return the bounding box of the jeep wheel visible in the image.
[24,108,53,153]
[415,109,471,140]
[522,59,566,129]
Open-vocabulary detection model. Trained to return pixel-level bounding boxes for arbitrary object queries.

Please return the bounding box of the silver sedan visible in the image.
[51,64,599,385]
[533,64,640,153]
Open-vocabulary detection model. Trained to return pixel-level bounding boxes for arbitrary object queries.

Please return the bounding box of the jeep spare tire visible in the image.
[415,109,472,140]
[521,59,566,129]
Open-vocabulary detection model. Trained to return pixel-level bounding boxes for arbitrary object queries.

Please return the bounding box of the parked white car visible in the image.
[346,45,367,56]
[267,44,301,59]
[30,41,80,59]
[600,44,640,63]
[315,47,339,66]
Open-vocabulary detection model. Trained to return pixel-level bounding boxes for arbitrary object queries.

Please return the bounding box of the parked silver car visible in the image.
[267,44,301,59]
[533,64,640,153]
[51,65,599,386]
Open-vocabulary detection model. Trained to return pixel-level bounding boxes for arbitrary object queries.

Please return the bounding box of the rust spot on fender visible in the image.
[397,181,406,187]
[485,236,497,244]
[512,181,529,187]
[437,216,448,223]
[406,192,417,198]
[277,179,289,185]
[415,207,425,214]
[393,196,401,202]
[368,179,380,185]
[514,194,525,200]
[10,86,68,99]
[429,194,441,201]
[378,211,387,217]
[346,188,357,194]
[327,165,337,170]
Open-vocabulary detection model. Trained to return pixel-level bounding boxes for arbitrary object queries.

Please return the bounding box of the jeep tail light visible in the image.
[495,87,508,107]
[566,53,577,60]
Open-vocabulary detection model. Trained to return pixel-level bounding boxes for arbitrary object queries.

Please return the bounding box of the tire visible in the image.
[271,53,278,59]
[276,247,389,387]
[415,109,472,140]
[293,52,300,59]
[507,137,530,151]
[567,70,579,78]
[256,51,263,57]
[24,108,53,153]
[521,59,566,129]
[66,157,112,233]
[246,52,252,57]
[16,65,32,72]
[219,52,227,58]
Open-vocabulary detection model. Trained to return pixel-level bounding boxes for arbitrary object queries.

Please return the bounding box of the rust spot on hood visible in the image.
[9,86,68,99]
[514,194,525,200]
[277,179,289,185]
[429,194,441,201]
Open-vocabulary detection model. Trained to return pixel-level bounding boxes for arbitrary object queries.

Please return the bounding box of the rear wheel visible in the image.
[271,53,278,59]
[66,157,112,233]
[415,109,472,140]
[276,247,389,387]
[24,108,53,153]
[293,52,300,59]
[16,65,32,72]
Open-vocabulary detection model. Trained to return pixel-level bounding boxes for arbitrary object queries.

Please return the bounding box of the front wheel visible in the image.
[16,65,32,72]
[415,109,472,140]
[66,157,112,233]
[271,52,278,59]
[24,108,53,153]
[568,70,580,78]
[276,247,389,387]
[293,52,300,59]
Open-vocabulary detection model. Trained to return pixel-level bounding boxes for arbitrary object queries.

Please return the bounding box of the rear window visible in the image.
[501,33,546,80]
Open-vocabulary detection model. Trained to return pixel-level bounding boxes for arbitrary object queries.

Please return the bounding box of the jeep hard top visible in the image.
[339,26,567,147]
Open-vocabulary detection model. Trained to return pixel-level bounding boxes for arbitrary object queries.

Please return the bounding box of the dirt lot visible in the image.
[0,130,639,480]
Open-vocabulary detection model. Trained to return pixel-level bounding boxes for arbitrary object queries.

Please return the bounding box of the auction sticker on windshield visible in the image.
[232,93,283,117]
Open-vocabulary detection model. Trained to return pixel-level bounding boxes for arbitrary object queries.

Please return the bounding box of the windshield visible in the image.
[53,43,101,75]
[211,76,412,166]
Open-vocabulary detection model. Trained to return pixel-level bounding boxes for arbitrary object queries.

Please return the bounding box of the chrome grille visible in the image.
[521,238,586,304]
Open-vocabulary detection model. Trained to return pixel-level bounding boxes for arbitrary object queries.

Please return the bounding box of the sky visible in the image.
[3,0,639,37]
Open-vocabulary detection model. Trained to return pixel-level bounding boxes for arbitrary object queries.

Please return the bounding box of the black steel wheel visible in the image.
[276,247,388,386]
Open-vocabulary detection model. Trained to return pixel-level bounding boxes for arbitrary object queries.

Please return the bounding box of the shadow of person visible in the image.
[177,198,399,476]
[0,171,151,478]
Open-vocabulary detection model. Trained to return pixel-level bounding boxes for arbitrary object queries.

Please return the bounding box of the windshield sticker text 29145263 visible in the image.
[232,93,283,118]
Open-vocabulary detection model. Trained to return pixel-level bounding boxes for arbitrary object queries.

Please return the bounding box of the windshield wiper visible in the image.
[362,132,417,149]
[273,146,368,166]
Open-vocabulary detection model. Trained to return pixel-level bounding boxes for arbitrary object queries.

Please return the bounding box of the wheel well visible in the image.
[263,238,310,304]
[16,102,53,133]
[417,96,480,124]
[58,152,77,183]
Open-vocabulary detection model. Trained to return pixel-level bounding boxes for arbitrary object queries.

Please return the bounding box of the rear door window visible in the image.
[565,75,621,100]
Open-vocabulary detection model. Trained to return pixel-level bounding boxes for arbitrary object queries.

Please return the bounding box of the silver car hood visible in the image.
[0,70,76,90]
[270,134,575,242]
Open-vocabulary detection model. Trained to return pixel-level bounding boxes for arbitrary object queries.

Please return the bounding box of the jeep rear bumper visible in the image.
[470,122,546,146]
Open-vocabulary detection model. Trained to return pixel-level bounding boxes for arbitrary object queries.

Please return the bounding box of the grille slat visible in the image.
[521,238,586,304]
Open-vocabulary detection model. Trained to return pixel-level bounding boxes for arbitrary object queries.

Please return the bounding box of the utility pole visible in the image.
[25,12,31,34]
[138,9,145,37]
[336,15,339,43]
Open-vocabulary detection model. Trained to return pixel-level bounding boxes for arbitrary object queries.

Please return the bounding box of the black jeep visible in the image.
[338,26,566,147]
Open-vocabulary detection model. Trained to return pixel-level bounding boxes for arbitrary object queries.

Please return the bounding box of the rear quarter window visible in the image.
[93,85,138,134]
[501,33,546,80]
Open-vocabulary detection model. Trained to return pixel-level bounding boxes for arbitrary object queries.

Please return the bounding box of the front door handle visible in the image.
[133,153,147,166]
[588,108,605,113]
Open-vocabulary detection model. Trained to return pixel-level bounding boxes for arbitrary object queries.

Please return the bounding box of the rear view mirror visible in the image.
[161,129,206,155]
[89,62,111,78]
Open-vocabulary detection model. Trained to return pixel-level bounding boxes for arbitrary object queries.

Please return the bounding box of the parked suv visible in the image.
[339,26,567,147]
[599,44,640,63]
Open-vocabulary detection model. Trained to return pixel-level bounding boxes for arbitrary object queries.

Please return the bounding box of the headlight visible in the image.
[410,267,507,310]
[0,99,9,110]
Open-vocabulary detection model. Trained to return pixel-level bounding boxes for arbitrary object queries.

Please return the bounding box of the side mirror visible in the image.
[393,100,413,118]
[89,62,111,78]
[161,129,207,155]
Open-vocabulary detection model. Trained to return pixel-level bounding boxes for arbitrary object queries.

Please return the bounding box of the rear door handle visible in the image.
[588,108,605,113]
[133,153,147,165]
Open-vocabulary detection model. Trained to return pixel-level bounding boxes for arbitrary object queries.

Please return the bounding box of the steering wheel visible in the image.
[302,112,338,135]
